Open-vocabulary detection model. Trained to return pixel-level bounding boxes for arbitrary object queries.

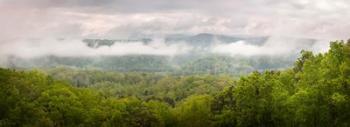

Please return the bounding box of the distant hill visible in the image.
[82,33,315,50]
[82,38,152,48]
[165,33,269,47]
[2,33,318,75]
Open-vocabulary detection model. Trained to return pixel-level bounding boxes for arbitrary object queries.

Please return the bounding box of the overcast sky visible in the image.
[0,0,350,59]
[1,0,350,41]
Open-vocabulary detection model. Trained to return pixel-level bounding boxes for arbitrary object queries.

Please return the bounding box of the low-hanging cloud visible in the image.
[0,39,192,59]
[211,37,329,56]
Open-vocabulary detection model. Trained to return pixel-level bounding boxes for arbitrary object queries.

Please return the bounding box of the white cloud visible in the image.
[0,38,191,58]
[211,37,330,56]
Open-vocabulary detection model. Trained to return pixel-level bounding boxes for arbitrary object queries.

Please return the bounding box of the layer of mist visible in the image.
[0,33,329,75]
[0,33,327,58]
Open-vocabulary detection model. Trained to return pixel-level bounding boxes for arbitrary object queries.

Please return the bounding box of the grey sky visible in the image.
[0,0,349,59]
[0,0,350,56]
[1,0,350,42]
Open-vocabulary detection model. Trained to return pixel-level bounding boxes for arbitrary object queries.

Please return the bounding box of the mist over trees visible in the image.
[2,33,315,76]
[1,40,349,127]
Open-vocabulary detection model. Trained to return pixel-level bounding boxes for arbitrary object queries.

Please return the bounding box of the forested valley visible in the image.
[0,40,349,127]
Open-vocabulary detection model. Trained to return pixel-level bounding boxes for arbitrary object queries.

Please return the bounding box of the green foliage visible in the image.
[213,41,350,127]
[173,95,214,127]
[0,69,165,127]
[45,68,234,104]
[1,40,350,126]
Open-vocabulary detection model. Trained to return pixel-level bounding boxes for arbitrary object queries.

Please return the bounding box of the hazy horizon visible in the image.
[1,0,350,68]
[1,0,350,54]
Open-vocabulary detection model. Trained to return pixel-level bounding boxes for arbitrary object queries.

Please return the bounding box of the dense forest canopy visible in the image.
[0,40,349,126]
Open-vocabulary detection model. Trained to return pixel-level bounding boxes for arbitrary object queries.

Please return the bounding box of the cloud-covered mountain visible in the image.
[0,33,321,75]
[81,33,317,55]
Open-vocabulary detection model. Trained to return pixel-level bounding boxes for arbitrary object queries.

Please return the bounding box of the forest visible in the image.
[0,40,349,127]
